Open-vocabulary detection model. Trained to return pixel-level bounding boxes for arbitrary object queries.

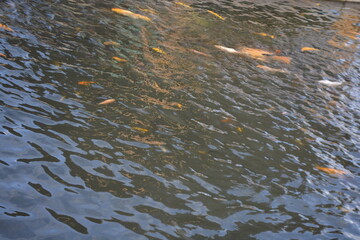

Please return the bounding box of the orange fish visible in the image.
[315,166,347,175]
[270,55,291,64]
[221,117,233,123]
[0,24,13,32]
[238,47,274,59]
[207,10,225,20]
[255,33,275,39]
[112,56,127,62]
[78,81,95,85]
[216,45,291,64]
[175,2,192,8]
[301,47,320,52]
[112,8,151,22]
[98,99,116,105]
[0,53,6,58]
[152,47,167,54]
[78,81,95,86]
[132,127,149,132]
[104,41,120,46]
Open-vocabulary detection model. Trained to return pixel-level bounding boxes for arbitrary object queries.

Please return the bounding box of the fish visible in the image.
[152,47,167,54]
[301,47,320,52]
[0,53,6,58]
[270,56,291,64]
[132,127,149,132]
[238,47,274,58]
[78,81,95,85]
[207,10,225,20]
[189,49,211,57]
[112,56,127,62]
[221,117,234,123]
[318,80,343,86]
[215,45,291,64]
[214,45,239,53]
[256,65,289,73]
[138,8,157,14]
[315,166,347,175]
[103,41,120,46]
[112,8,151,22]
[0,24,13,31]
[175,2,192,8]
[255,33,275,39]
[98,99,116,105]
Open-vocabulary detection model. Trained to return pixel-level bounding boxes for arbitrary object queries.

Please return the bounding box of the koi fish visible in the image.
[132,127,149,132]
[221,117,234,123]
[98,99,115,105]
[255,33,275,39]
[0,24,13,31]
[238,47,274,59]
[215,45,291,64]
[138,8,157,14]
[214,45,239,53]
[301,47,320,52]
[112,56,127,62]
[112,8,151,22]
[271,56,291,64]
[104,41,120,46]
[315,166,347,175]
[189,49,211,57]
[175,2,192,8]
[318,80,343,86]
[152,47,167,54]
[256,65,289,73]
[78,81,95,85]
[207,10,225,20]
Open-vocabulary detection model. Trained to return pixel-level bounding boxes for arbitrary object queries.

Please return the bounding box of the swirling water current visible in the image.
[0,0,360,239]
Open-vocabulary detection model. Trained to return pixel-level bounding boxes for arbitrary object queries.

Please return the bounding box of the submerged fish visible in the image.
[215,45,291,64]
[255,32,275,39]
[0,24,13,31]
[132,127,149,132]
[207,10,225,20]
[175,2,192,8]
[214,45,239,53]
[318,80,343,86]
[189,49,211,57]
[103,41,120,46]
[316,166,347,175]
[256,65,289,73]
[301,47,320,52]
[152,47,167,54]
[98,99,116,105]
[78,81,95,85]
[112,8,151,22]
[112,56,127,62]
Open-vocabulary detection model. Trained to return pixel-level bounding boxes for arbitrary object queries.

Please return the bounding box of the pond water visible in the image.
[0,0,360,239]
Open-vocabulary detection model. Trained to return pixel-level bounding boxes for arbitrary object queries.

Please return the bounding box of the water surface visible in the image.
[0,0,360,239]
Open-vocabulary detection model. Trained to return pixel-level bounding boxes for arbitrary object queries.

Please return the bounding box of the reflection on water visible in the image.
[0,0,359,239]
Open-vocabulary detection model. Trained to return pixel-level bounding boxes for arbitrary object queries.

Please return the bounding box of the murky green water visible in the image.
[0,0,359,239]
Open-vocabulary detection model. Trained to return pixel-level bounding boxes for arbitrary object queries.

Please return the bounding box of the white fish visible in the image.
[318,80,343,87]
[214,45,239,53]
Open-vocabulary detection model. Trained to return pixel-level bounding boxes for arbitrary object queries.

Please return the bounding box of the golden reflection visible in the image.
[328,11,359,69]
